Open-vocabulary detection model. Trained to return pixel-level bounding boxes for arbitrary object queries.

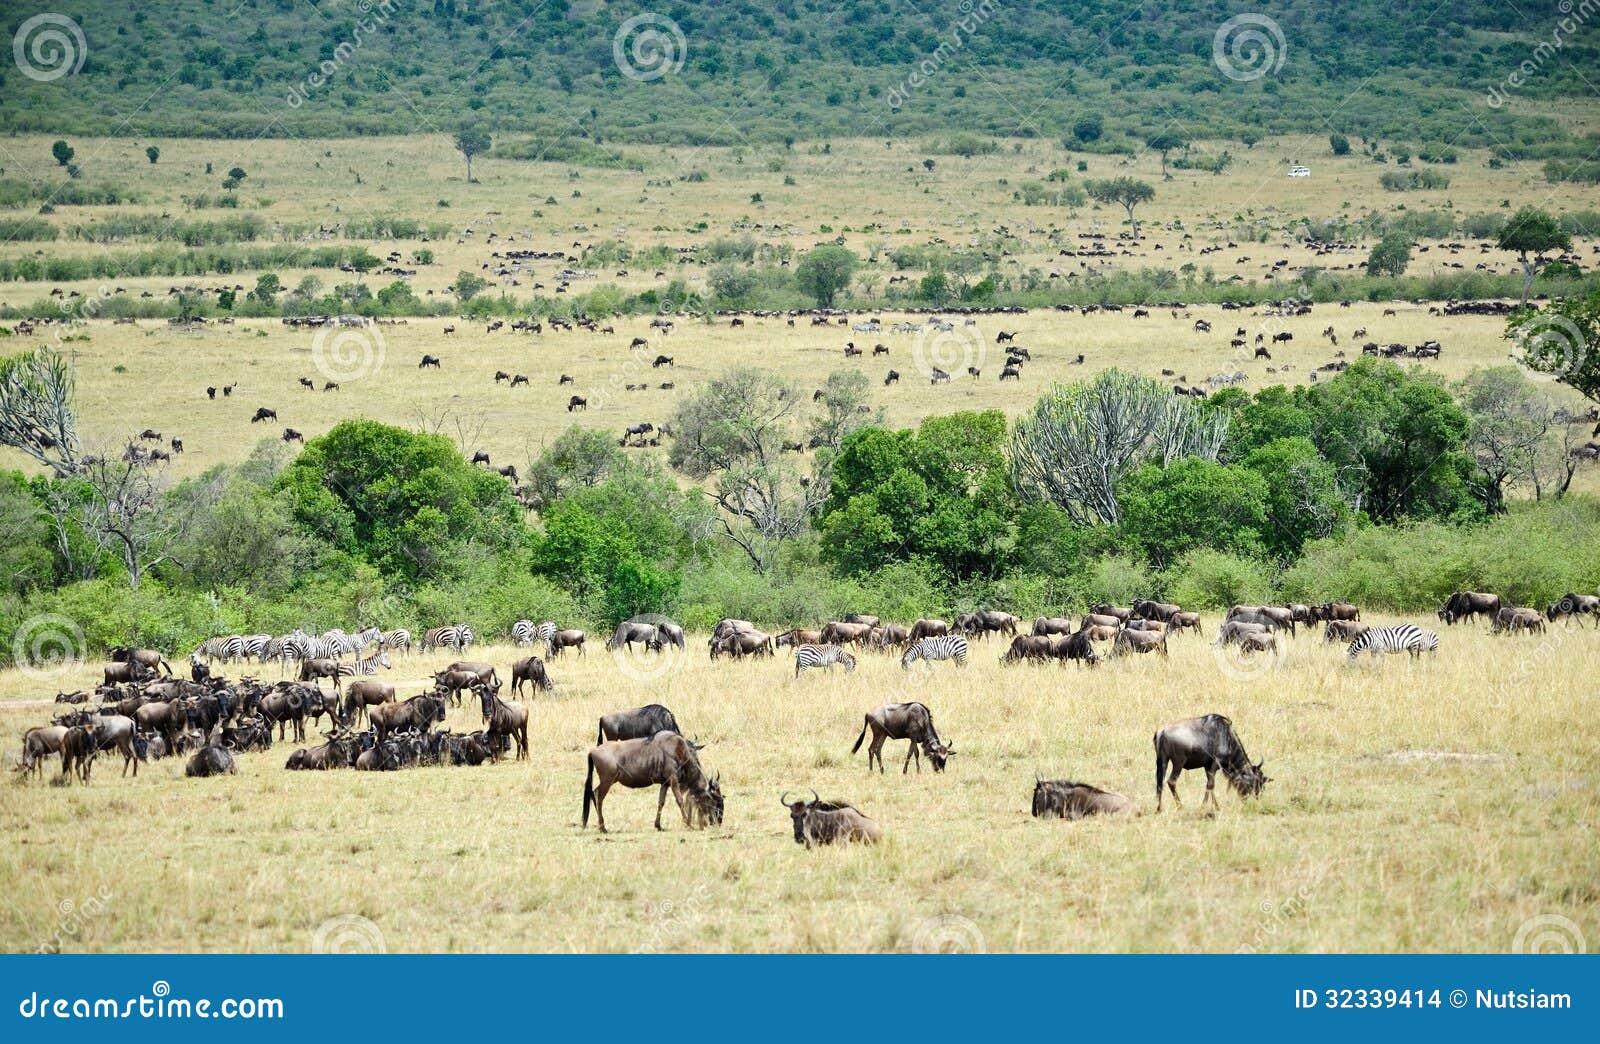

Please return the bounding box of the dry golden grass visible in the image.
[1,618,1596,953]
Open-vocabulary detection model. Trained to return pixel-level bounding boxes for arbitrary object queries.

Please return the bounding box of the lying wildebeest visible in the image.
[1031,779,1136,820]
[1546,593,1600,626]
[1491,606,1545,635]
[1112,628,1168,657]
[185,745,236,777]
[1031,616,1075,637]
[1001,635,1056,664]
[341,680,396,724]
[511,656,553,697]
[596,704,682,744]
[1323,620,1368,642]
[851,702,953,774]
[284,731,360,770]
[1154,714,1269,812]
[478,688,528,761]
[783,790,882,847]
[108,646,173,676]
[1439,590,1500,625]
[369,694,446,743]
[581,731,723,833]
[1131,599,1181,622]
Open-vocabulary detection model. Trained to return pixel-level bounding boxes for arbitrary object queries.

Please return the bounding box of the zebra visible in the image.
[511,619,541,646]
[900,635,969,670]
[422,624,473,652]
[279,629,317,663]
[794,644,857,677]
[378,628,411,656]
[1346,624,1439,661]
[336,651,392,678]
[241,634,272,661]
[320,629,365,658]
[196,635,245,664]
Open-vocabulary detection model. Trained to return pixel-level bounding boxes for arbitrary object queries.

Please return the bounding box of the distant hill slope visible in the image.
[1,0,1594,155]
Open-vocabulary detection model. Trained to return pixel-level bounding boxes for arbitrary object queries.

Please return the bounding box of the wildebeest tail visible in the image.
[595,720,605,746]
[582,752,595,827]
[851,716,870,754]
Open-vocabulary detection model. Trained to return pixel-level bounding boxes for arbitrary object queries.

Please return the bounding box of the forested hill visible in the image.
[1,0,1593,152]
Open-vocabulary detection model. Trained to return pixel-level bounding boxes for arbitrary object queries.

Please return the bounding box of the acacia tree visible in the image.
[0,348,80,476]
[1145,132,1184,179]
[1510,285,1600,408]
[454,127,491,183]
[1009,369,1229,525]
[667,368,828,573]
[39,447,187,588]
[1084,177,1155,239]
[1498,206,1572,306]
[808,369,879,449]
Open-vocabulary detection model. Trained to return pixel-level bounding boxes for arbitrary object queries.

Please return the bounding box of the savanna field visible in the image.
[1,620,1597,954]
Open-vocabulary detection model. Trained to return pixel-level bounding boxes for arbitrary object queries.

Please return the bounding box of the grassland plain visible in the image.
[1,620,1596,953]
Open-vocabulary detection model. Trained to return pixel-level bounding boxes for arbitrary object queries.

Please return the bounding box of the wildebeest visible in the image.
[596,704,682,744]
[1153,714,1269,812]
[1112,628,1168,657]
[1167,611,1203,636]
[20,725,68,779]
[567,395,587,412]
[783,790,882,847]
[1439,591,1500,625]
[1052,630,1099,665]
[1031,616,1075,637]
[284,730,360,770]
[250,407,276,423]
[108,646,173,676]
[59,724,99,784]
[820,620,874,646]
[1079,612,1123,631]
[1546,593,1600,626]
[607,620,660,652]
[511,655,553,697]
[102,661,151,686]
[1491,606,1545,635]
[1227,605,1296,636]
[369,694,446,743]
[1090,603,1133,623]
[185,745,236,778]
[419,354,441,368]
[1318,601,1361,622]
[908,618,948,641]
[547,628,587,656]
[298,657,345,692]
[1131,599,1181,622]
[478,687,528,761]
[341,679,396,724]
[774,628,824,648]
[851,702,953,774]
[711,630,774,658]
[1215,619,1271,646]
[1001,635,1056,664]
[1323,620,1368,642]
[1031,779,1136,820]
[582,731,722,833]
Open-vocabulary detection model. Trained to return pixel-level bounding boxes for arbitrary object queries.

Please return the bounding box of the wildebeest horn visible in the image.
[780,791,793,807]
[809,788,819,805]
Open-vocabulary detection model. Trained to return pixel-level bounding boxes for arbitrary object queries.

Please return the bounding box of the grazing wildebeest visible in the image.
[582,731,722,833]
[607,620,660,652]
[547,628,586,656]
[20,725,68,779]
[1031,616,1075,637]
[1546,593,1600,626]
[712,630,774,658]
[251,407,276,423]
[783,790,882,847]
[108,646,173,676]
[1491,606,1545,635]
[511,655,553,697]
[820,620,874,646]
[1131,599,1181,622]
[369,694,446,743]
[653,355,674,368]
[1032,779,1136,820]
[185,745,236,778]
[477,687,529,761]
[774,628,824,648]
[1079,613,1123,631]
[1227,605,1296,636]
[1122,618,1164,632]
[1001,635,1056,664]
[1439,591,1501,625]
[281,428,303,444]
[842,613,880,627]
[1112,628,1168,657]
[851,702,953,774]
[1215,619,1272,646]
[1154,714,1268,812]
[1237,632,1279,656]
[419,354,441,368]
[567,395,588,412]
[1323,620,1368,642]
[341,679,396,725]
[908,618,949,642]
[872,622,910,648]
[596,704,682,744]
[1051,631,1099,665]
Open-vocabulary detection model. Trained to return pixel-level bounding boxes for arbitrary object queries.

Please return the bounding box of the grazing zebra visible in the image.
[320,629,366,658]
[241,634,272,661]
[196,635,245,664]
[422,624,474,652]
[379,628,411,656]
[511,619,537,646]
[537,620,557,655]
[900,635,969,670]
[1346,624,1439,662]
[794,644,857,677]
[336,651,392,678]
[279,629,317,663]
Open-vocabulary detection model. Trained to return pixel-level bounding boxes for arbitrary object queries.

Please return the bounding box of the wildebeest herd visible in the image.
[13,586,1593,846]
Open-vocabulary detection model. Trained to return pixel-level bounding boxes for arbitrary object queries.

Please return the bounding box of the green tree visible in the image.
[1330,133,1351,156]
[1498,206,1572,305]
[454,126,491,183]
[1145,131,1184,179]
[1071,114,1103,143]
[450,270,490,303]
[1366,232,1412,277]
[1116,458,1268,567]
[1239,437,1354,556]
[526,426,630,510]
[1084,177,1156,238]
[708,261,757,307]
[1509,285,1600,410]
[145,146,160,164]
[51,140,74,167]
[794,244,858,307]
[249,272,282,304]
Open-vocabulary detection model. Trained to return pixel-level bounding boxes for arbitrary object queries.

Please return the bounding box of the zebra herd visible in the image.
[194,627,421,669]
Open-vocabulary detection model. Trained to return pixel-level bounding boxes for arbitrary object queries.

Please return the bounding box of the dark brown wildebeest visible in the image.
[1323,620,1368,642]
[108,646,173,676]
[884,369,899,385]
[20,725,68,779]
[566,395,587,412]
[132,699,186,749]
[281,428,303,444]
[1439,591,1500,625]
[1491,606,1545,635]
[1001,635,1055,664]
[547,628,586,656]
[774,628,824,648]
[185,745,236,778]
[298,657,344,692]
[511,656,552,697]
[432,668,486,707]
[582,731,722,833]
[1032,779,1136,820]
[59,724,99,784]
[1131,599,1181,622]
[284,730,360,770]
[471,451,491,466]
[711,630,773,659]
[370,694,446,744]
[85,713,144,777]
[852,702,953,774]
[908,618,949,642]
[341,680,395,725]
[477,687,528,761]
[1284,603,1315,624]
[1167,611,1203,636]
[596,704,682,745]
[251,407,276,423]
[102,661,150,686]
[1320,601,1361,622]
[419,354,441,368]
[1091,603,1133,623]
[820,620,873,646]
[1112,628,1168,657]
[653,355,674,368]
[1154,714,1269,812]
[1547,593,1600,626]
[872,622,910,649]
[1032,616,1075,637]
[783,790,882,847]
[1051,631,1098,665]
[966,609,1021,636]
[443,660,500,687]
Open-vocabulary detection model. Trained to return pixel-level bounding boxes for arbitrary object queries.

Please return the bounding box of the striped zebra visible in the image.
[900,635,969,670]
[378,628,411,656]
[422,624,473,652]
[196,635,246,664]
[279,630,317,663]
[1346,624,1439,661]
[336,651,392,678]
[794,644,857,677]
[320,629,366,658]
[511,619,538,646]
[241,634,272,661]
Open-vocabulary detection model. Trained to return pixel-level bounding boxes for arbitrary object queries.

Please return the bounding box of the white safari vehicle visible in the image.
[1288,165,1311,177]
